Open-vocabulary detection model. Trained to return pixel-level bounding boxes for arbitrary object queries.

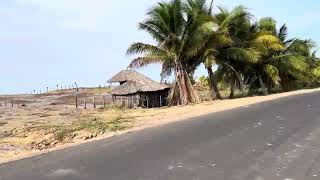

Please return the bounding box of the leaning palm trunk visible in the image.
[258,75,268,95]
[247,76,258,96]
[168,63,199,106]
[207,67,222,100]
[229,77,235,99]
[234,71,245,96]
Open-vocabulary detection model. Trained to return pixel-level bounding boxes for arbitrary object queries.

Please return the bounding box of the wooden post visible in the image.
[11,99,14,108]
[146,96,149,108]
[74,82,78,92]
[75,97,78,109]
[93,97,96,109]
[103,96,106,108]
[4,97,7,107]
[160,96,162,107]
[84,98,87,109]
[131,96,133,108]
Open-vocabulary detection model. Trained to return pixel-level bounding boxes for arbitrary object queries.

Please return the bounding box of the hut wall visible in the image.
[112,89,169,108]
[112,93,140,108]
[140,89,169,108]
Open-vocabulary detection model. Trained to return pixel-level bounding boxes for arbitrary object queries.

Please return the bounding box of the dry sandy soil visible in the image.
[0,88,319,164]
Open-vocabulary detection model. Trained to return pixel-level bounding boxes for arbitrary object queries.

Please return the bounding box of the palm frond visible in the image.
[263,64,280,83]
[258,17,277,34]
[127,42,166,55]
[222,48,261,64]
[278,24,288,42]
[128,55,169,69]
[252,34,285,52]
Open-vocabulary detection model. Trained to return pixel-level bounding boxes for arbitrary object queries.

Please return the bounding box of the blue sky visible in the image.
[1,0,320,94]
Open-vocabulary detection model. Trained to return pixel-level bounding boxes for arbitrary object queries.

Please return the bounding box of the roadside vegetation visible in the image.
[127,0,320,105]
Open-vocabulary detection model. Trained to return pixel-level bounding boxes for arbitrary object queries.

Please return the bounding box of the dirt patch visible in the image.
[0,122,7,126]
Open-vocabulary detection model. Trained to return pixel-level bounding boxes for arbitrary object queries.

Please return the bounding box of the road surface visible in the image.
[1,92,320,180]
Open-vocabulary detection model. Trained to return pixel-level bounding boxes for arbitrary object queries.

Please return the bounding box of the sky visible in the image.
[1,0,320,94]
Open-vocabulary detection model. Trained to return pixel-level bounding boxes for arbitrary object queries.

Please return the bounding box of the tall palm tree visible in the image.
[127,0,214,105]
[200,5,255,99]
[256,23,315,92]
[204,8,282,97]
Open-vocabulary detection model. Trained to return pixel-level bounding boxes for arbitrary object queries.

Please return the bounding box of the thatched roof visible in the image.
[107,70,150,83]
[109,70,170,95]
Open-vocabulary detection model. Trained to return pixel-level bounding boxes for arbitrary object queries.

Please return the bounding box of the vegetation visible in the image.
[53,116,128,142]
[127,0,320,105]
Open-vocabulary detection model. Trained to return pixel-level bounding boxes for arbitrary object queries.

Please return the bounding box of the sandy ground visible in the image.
[0,88,319,164]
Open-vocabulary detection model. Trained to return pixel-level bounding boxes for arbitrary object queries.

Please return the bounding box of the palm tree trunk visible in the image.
[207,67,222,100]
[248,76,257,96]
[280,74,290,92]
[259,75,268,95]
[234,71,245,97]
[229,77,235,99]
[169,62,199,106]
[267,80,273,94]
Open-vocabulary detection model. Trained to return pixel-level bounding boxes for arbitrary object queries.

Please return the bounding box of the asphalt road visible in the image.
[1,92,320,180]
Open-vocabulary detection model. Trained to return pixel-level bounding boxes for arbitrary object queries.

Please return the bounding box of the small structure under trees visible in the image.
[108,70,170,108]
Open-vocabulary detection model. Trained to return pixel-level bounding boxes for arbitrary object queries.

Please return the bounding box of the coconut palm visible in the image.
[127,0,214,105]
[205,10,283,97]
[199,5,256,99]
[254,23,316,92]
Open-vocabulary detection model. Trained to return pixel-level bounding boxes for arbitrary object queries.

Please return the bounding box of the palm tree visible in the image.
[255,23,316,92]
[199,5,255,99]
[274,38,316,91]
[203,7,278,98]
[127,0,214,105]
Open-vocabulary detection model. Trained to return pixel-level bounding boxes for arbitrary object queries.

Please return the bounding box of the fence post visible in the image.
[4,97,7,107]
[160,96,162,107]
[11,99,14,108]
[75,97,78,109]
[103,96,106,108]
[84,98,87,109]
[93,97,96,109]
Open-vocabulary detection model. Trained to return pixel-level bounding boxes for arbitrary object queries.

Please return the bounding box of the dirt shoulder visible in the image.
[0,88,319,164]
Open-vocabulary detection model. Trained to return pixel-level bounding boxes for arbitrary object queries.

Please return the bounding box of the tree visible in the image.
[127,0,214,105]
[200,5,254,99]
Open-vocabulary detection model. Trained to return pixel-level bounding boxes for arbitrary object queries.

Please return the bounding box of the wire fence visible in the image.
[0,95,113,110]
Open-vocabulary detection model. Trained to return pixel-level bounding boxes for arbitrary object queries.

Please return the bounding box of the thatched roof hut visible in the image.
[107,70,150,84]
[108,70,170,108]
